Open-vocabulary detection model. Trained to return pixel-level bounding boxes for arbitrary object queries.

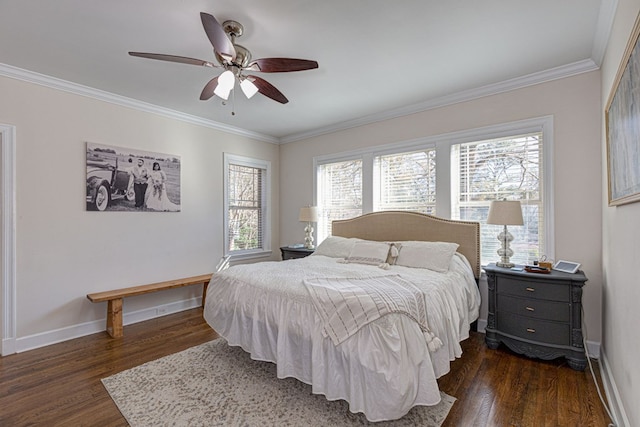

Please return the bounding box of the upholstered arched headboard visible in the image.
[331,211,481,279]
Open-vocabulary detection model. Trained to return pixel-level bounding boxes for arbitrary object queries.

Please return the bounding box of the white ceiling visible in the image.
[0,1,608,142]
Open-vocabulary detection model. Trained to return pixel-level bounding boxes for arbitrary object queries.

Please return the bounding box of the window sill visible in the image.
[227,250,273,262]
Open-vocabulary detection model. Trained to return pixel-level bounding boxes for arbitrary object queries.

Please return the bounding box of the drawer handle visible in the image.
[525,287,535,292]
[525,306,535,312]
[526,328,536,333]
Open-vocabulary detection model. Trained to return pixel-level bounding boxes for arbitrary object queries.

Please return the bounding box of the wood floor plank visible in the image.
[0,309,612,426]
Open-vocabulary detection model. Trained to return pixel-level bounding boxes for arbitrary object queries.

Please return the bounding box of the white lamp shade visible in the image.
[487,200,523,225]
[299,206,319,222]
[240,78,259,99]
[214,85,232,100]
[214,70,235,100]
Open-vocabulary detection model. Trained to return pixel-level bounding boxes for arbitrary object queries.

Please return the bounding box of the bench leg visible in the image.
[106,298,124,338]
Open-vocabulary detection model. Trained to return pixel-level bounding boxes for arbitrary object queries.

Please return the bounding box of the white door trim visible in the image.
[1,124,17,356]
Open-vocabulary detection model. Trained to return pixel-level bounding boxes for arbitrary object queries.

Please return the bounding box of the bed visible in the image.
[203,211,481,422]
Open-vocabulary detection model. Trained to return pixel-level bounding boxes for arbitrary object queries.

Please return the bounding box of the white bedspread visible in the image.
[203,254,480,422]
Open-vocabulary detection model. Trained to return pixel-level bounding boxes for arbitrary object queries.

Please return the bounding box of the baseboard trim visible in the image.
[477,318,487,333]
[600,348,631,427]
[586,339,601,360]
[13,297,202,354]
[1,337,16,356]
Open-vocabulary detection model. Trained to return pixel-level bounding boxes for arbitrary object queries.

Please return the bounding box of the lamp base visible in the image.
[496,261,515,268]
[303,223,314,249]
[495,225,515,269]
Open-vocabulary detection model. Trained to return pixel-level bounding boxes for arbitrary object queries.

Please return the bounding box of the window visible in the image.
[373,149,436,214]
[224,154,271,258]
[316,158,362,239]
[451,132,544,265]
[314,117,552,265]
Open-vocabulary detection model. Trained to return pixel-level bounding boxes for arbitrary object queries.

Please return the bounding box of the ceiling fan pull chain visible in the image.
[231,86,236,116]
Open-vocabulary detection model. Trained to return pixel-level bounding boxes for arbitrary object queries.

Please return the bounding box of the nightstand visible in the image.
[280,246,315,260]
[484,263,588,370]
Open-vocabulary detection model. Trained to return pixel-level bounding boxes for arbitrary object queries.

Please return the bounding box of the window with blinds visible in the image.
[314,119,550,261]
[451,132,544,265]
[317,159,362,240]
[373,149,436,214]
[224,154,270,256]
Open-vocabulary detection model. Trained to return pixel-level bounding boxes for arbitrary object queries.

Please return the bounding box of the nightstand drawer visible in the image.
[497,312,569,345]
[497,277,570,302]
[497,294,570,322]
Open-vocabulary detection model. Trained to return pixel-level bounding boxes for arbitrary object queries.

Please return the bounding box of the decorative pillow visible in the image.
[343,241,392,266]
[386,242,401,264]
[312,236,360,258]
[395,241,460,273]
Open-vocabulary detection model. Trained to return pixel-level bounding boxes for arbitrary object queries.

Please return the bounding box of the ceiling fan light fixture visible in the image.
[214,86,232,100]
[214,70,235,100]
[240,78,258,99]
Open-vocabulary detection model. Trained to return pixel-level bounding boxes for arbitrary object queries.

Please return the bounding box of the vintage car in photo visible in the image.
[86,158,134,211]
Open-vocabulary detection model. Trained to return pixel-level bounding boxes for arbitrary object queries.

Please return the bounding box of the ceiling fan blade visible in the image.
[200,12,236,62]
[128,52,216,68]
[246,58,318,73]
[200,76,220,100]
[248,76,289,104]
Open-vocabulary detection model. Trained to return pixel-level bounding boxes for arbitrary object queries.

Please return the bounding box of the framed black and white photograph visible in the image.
[86,142,181,212]
[606,12,640,207]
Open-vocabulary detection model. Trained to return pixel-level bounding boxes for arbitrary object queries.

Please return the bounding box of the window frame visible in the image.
[313,116,554,262]
[223,153,272,260]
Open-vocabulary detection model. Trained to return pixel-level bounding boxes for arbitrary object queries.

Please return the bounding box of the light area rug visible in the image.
[102,339,455,427]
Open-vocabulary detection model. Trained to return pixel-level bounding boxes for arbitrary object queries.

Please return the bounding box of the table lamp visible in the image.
[487,200,523,268]
[299,206,319,249]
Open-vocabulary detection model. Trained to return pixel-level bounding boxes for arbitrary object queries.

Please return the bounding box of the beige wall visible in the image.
[0,130,3,345]
[601,0,640,425]
[0,75,279,348]
[280,71,603,344]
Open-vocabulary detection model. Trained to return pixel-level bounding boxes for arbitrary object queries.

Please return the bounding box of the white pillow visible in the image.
[343,240,392,266]
[313,236,360,258]
[395,241,460,273]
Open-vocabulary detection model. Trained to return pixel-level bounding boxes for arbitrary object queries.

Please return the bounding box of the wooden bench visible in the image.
[87,274,212,338]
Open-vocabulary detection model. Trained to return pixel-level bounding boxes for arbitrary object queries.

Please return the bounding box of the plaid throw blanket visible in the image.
[304,275,442,350]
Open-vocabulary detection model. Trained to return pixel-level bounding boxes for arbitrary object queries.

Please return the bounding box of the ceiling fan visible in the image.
[129,12,319,105]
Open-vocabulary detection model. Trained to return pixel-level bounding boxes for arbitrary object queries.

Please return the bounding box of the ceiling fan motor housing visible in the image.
[216,44,251,68]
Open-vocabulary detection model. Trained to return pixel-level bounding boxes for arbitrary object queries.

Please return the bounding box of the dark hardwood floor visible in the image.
[438,331,612,427]
[0,308,612,426]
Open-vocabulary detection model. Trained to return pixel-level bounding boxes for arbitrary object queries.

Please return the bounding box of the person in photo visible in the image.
[131,158,149,209]
[145,162,179,212]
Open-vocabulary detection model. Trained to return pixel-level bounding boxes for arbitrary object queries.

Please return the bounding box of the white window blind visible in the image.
[225,154,270,256]
[451,132,544,265]
[317,159,362,241]
[373,149,436,214]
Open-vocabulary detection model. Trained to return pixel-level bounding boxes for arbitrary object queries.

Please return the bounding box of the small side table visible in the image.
[280,246,315,260]
[484,263,588,370]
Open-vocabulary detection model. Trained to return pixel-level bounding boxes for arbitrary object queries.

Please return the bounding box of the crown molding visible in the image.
[280,59,599,144]
[2,58,600,146]
[0,63,279,144]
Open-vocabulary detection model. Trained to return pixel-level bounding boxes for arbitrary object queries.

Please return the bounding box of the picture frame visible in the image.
[605,12,640,206]
[86,142,181,212]
[553,260,581,274]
